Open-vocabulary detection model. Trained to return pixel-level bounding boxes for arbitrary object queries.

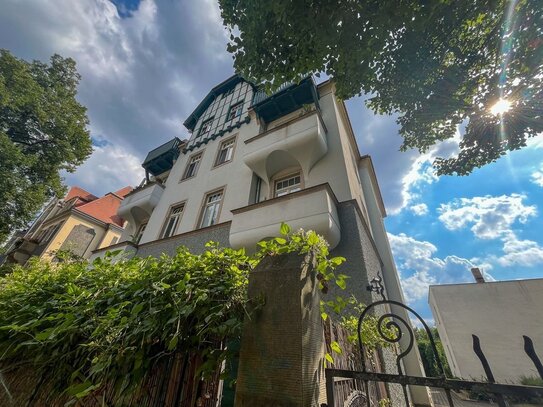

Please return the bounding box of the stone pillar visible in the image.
[234,253,326,407]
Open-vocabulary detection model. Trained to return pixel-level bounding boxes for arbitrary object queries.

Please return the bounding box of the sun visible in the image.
[490,99,512,116]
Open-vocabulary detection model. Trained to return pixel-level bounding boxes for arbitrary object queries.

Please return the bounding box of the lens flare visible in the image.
[490,99,512,116]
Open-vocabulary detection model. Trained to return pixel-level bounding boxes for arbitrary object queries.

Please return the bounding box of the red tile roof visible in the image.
[113,186,133,198]
[64,185,133,227]
[64,186,98,203]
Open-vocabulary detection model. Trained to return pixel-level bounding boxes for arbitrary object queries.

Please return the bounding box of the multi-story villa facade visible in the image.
[92,75,429,404]
[2,186,131,265]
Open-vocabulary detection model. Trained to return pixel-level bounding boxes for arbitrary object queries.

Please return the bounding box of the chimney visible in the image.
[471,267,485,283]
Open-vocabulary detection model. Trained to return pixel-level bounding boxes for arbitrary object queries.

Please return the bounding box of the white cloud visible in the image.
[63,144,142,194]
[526,134,543,149]
[438,194,536,240]
[388,233,489,303]
[497,233,543,267]
[410,203,429,216]
[411,318,435,329]
[0,0,234,194]
[531,164,543,187]
[389,137,460,215]
[348,99,461,215]
[438,194,543,268]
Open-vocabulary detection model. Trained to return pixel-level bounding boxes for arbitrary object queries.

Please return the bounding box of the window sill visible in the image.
[179,174,197,184]
[211,159,233,171]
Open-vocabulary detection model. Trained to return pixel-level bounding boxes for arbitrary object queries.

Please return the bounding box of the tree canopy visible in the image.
[0,50,91,242]
[219,1,542,175]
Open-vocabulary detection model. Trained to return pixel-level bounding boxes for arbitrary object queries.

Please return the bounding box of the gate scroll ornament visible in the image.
[324,275,543,407]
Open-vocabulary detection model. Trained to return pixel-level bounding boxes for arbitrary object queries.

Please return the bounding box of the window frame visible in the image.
[159,202,186,239]
[198,117,214,138]
[197,188,226,229]
[133,222,147,244]
[227,101,244,122]
[213,136,237,168]
[271,170,304,198]
[181,151,204,181]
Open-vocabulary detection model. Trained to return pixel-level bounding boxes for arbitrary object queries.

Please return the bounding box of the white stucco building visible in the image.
[429,273,543,384]
[92,75,430,405]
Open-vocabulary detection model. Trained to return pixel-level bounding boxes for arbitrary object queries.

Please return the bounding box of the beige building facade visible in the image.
[92,75,430,405]
[2,186,130,265]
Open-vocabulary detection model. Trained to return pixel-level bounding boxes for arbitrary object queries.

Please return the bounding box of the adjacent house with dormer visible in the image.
[2,185,131,264]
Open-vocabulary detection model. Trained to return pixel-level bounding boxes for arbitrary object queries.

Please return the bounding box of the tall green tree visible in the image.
[414,327,452,378]
[219,1,542,175]
[0,50,91,242]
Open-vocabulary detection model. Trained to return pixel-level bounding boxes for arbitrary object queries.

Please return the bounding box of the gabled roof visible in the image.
[64,186,98,203]
[183,75,252,131]
[76,189,131,227]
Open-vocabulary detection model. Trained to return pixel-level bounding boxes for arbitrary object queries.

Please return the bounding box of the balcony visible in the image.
[229,184,341,250]
[142,137,184,177]
[251,76,319,123]
[243,110,327,182]
[118,181,164,227]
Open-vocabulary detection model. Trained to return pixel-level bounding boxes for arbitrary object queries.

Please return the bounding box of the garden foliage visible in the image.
[0,226,384,401]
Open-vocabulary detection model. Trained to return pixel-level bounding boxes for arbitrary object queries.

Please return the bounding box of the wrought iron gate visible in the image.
[324,278,543,407]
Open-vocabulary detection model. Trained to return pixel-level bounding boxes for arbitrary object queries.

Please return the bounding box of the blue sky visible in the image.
[1,0,542,322]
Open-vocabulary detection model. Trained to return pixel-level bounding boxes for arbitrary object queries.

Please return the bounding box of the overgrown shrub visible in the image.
[0,226,384,402]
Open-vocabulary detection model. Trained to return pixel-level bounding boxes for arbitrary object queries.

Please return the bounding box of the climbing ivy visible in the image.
[0,224,386,400]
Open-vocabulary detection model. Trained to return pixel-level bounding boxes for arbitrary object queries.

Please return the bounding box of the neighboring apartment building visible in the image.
[2,186,131,265]
[429,270,543,383]
[92,75,430,404]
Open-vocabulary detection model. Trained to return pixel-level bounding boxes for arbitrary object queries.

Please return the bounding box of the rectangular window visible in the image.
[214,138,236,166]
[182,153,202,179]
[199,190,223,228]
[133,223,147,244]
[199,118,213,137]
[161,204,184,238]
[274,173,301,197]
[227,101,243,121]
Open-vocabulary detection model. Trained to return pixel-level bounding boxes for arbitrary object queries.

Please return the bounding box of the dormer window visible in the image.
[199,118,213,138]
[227,101,243,121]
